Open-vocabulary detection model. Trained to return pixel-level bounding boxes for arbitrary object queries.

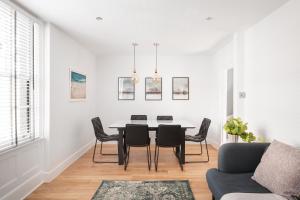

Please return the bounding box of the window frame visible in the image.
[0,0,44,153]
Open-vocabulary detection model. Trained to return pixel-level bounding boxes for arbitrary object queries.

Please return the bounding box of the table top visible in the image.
[109,120,196,129]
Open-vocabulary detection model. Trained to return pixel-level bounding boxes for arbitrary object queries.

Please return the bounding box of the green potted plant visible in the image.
[223,117,256,143]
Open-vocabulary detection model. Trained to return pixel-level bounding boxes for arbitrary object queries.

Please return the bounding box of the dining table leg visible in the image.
[118,128,125,165]
[176,128,186,164]
[181,128,186,164]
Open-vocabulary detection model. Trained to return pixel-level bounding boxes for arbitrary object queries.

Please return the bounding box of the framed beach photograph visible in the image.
[70,69,87,101]
[145,77,162,101]
[118,77,135,100]
[172,77,189,100]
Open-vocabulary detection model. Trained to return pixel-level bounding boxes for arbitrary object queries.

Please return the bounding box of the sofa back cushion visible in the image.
[218,143,270,173]
[252,140,300,199]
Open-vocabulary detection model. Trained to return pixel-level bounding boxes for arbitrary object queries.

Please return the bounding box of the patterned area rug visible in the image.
[91,180,195,200]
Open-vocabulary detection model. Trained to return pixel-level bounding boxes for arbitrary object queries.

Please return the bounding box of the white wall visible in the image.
[45,24,97,176]
[243,0,300,146]
[213,0,300,146]
[0,23,98,199]
[96,55,220,146]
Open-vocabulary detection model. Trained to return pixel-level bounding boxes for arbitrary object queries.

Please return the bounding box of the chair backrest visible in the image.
[157,115,173,120]
[131,115,147,120]
[196,118,211,139]
[157,124,182,147]
[125,124,149,146]
[91,117,106,139]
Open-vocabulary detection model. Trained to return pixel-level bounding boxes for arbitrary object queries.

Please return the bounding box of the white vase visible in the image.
[227,134,239,143]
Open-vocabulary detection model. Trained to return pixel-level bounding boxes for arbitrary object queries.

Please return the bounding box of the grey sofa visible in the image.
[206,143,271,200]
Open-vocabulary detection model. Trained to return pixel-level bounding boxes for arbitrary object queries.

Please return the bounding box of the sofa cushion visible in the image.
[252,140,300,199]
[221,193,287,200]
[218,143,270,173]
[206,168,270,200]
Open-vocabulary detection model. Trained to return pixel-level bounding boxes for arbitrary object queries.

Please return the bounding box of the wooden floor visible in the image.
[26,144,217,200]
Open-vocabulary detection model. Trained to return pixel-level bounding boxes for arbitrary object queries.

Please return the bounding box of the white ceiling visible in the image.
[15,0,289,55]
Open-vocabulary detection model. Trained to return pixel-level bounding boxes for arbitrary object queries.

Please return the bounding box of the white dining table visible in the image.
[109,120,196,165]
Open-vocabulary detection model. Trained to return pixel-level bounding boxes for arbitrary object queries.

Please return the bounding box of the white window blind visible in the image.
[0,0,40,151]
[0,1,15,150]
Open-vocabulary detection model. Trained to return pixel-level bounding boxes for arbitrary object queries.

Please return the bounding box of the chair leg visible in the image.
[124,147,126,170]
[154,144,157,168]
[185,142,203,156]
[186,140,209,163]
[200,142,203,155]
[146,145,151,170]
[93,139,118,164]
[149,145,152,169]
[100,141,103,154]
[124,146,128,170]
[205,139,209,162]
[100,141,118,156]
[155,146,160,172]
[124,146,130,171]
[92,139,97,163]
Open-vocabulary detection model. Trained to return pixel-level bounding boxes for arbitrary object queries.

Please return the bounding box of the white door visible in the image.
[221,68,234,144]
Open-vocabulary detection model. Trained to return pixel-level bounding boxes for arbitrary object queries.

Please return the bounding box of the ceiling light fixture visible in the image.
[153,43,160,82]
[96,16,103,21]
[205,17,213,21]
[131,43,139,84]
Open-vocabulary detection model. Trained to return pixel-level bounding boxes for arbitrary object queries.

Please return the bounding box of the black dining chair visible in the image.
[185,118,211,163]
[124,124,151,171]
[156,115,174,149]
[157,115,173,120]
[131,115,147,120]
[91,117,119,163]
[155,124,183,171]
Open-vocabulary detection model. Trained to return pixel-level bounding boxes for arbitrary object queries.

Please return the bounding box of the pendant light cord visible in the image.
[133,44,136,73]
[154,43,159,73]
[155,44,157,73]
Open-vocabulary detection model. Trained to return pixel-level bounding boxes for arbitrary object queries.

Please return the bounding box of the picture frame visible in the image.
[70,69,87,101]
[118,77,135,100]
[145,77,162,101]
[172,77,189,100]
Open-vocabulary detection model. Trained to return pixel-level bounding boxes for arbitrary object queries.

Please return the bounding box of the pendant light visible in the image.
[153,43,160,82]
[131,43,139,84]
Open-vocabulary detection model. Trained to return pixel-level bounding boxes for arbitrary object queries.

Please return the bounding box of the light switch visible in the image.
[239,91,246,98]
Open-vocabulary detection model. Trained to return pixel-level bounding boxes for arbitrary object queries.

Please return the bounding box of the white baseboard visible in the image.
[1,172,43,200]
[43,140,94,183]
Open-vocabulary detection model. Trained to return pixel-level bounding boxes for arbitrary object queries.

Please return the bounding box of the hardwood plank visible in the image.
[26,144,217,200]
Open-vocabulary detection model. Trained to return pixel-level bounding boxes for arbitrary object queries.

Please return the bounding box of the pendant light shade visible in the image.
[131,43,139,84]
[153,43,160,82]
[132,70,139,84]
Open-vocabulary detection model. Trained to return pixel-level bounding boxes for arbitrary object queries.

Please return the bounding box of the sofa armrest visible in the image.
[218,143,270,173]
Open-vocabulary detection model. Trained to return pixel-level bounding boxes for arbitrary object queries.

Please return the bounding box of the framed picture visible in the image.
[118,77,135,100]
[70,69,87,101]
[145,77,162,101]
[172,77,189,100]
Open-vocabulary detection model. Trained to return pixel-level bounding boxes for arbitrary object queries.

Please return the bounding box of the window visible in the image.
[0,1,40,151]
